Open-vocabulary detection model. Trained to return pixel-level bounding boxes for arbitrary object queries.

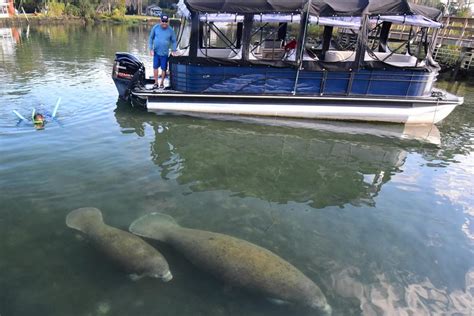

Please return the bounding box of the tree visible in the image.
[456,7,472,17]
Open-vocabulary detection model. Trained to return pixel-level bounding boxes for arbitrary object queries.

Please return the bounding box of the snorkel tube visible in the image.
[13,110,27,121]
[52,97,61,118]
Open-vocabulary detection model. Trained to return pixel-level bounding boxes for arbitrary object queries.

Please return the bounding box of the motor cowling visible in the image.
[112,52,145,100]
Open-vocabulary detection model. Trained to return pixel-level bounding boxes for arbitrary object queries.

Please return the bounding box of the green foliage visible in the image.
[456,8,472,18]
[161,8,175,17]
[112,0,126,17]
[47,0,66,17]
[14,0,173,20]
[111,8,125,19]
[64,4,80,16]
[434,46,461,67]
[306,24,323,39]
[78,0,97,19]
[446,45,461,51]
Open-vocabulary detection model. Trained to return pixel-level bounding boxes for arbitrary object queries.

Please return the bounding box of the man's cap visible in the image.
[161,14,169,22]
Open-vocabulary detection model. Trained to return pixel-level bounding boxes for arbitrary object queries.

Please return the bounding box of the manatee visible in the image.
[66,207,172,282]
[129,213,331,314]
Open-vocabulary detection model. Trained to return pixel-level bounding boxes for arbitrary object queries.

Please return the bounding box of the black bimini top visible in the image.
[184,0,442,21]
[183,0,305,14]
[309,0,442,20]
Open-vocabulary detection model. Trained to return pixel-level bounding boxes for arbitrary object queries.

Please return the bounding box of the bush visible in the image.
[117,0,126,14]
[78,0,96,19]
[111,7,126,18]
[47,0,65,17]
[456,8,472,18]
[65,4,80,16]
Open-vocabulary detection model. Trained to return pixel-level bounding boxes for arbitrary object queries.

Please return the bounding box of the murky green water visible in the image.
[1,24,473,316]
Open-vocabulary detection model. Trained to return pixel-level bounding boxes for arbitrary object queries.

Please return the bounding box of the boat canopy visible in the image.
[183,0,305,14]
[182,0,442,21]
[309,0,442,21]
[174,0,441,72]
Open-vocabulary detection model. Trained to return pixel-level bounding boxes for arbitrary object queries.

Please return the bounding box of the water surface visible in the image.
[1,24,473,316]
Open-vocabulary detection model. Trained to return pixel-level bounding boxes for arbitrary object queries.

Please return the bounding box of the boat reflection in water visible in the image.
[0,26,26,60]
[114,101,439,209]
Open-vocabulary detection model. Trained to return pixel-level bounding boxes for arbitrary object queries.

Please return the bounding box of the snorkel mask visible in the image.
[33,111,45,129]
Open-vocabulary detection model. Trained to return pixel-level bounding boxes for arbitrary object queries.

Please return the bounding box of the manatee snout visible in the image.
[320,303,332,315]
[158,270,173,282]
[311,299,332,315]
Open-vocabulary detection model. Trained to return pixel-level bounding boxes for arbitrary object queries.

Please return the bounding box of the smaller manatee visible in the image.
[66,207,172,282]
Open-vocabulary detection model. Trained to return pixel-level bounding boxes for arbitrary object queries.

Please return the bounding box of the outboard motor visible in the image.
[112,52,145,100]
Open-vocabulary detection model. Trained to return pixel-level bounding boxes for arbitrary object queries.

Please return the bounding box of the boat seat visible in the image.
[324,50,419,67]
[284,50,319,62]
[263,39,283,49]
[261,48,285,59]
[324,50,356,62]
[197,48,234,58]
[368,52,418,67]
[229,48,242,59]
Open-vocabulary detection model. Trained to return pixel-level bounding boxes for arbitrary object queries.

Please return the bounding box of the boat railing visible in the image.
[187,22,436,65]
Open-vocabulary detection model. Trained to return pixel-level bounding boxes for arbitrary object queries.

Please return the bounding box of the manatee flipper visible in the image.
[129,273,145,281]
[267,298,291,306]
[66,207,104,233]
[129,212,178,241]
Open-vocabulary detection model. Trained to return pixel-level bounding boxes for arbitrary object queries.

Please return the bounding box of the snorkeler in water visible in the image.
[33,113,45,129]
[13,97,61,130]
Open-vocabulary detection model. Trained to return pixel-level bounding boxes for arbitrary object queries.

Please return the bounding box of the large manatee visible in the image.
[66,207,172,282]
[129,212,331,314]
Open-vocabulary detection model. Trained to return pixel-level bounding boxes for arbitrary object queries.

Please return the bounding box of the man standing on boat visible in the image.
[149,14,177,89]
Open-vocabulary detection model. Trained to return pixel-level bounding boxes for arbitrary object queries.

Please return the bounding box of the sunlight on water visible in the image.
[0,24,473,316]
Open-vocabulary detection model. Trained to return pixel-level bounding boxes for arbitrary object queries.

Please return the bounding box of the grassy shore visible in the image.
[97,14,164,24]
[0,14,170,27]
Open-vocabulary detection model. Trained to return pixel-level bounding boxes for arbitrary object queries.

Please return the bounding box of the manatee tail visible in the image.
[66,207,104,233]
[129,212,179,241]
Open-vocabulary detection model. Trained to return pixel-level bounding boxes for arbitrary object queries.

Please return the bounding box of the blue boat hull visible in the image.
[170,63,436,97]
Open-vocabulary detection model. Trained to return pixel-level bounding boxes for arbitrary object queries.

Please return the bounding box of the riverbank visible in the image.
[0,14,166,27]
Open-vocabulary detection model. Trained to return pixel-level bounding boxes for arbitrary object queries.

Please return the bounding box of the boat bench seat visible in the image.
[324,50,356,62]
[197,48,238,58]
[324,50,418,67]
[370,52,418,67]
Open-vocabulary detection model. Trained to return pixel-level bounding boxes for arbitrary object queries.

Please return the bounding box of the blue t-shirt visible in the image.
[149,25,177,56]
